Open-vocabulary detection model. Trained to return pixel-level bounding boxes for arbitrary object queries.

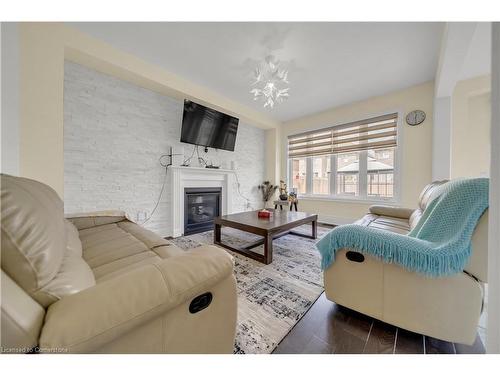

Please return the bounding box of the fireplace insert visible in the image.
[184,187,222,235]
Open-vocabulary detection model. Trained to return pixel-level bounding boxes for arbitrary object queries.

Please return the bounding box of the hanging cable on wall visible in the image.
[196,145,208,167]
[181,145,197,166]
[141,150,182,225]
[142,146,253,224]
[233,170,252,209]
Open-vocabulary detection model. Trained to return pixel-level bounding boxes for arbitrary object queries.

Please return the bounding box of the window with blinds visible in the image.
[287,113,398,158]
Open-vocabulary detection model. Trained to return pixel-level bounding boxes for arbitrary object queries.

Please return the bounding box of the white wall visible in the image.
[487,21,500,355]
[432,97,452,180]
[432,22,491,180]
[64,62,265,237]
[1,23,20,175]
[450,75,491,178]
[16,23,278,199]
[280,82,434,225]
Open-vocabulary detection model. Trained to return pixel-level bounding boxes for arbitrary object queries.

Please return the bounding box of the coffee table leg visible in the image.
[312,220,317,239]
[214,223,222,243]
[264,234,273,264]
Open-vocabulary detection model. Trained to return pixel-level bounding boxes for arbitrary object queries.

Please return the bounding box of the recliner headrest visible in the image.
[1,174,66,307]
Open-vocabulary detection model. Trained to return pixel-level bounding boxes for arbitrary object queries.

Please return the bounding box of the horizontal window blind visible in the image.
[288,113,398,158]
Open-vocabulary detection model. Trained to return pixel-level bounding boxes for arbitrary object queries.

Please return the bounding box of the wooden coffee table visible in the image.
[214,210,318,264]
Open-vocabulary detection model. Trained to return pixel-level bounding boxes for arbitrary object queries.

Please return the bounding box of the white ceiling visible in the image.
[69,22,444,122]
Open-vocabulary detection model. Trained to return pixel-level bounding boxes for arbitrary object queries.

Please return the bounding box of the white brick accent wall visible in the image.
[64,61,265,237]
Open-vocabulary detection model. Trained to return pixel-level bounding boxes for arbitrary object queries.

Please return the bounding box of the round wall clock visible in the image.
[406,110,426,126]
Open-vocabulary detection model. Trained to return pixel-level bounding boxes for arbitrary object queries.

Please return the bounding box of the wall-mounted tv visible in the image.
[180,100,239,152]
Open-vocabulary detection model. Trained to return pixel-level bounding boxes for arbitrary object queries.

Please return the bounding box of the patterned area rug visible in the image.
[170,224,331,354]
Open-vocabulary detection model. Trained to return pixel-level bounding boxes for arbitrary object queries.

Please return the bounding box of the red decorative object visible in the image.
[258,209,272,218]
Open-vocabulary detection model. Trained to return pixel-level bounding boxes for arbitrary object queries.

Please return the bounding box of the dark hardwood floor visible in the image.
[273,292,485,354]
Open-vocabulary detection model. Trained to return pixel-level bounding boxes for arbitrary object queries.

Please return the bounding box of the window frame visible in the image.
[287,110,403,204]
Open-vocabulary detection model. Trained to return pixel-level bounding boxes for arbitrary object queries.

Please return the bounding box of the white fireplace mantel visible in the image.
[169,166,235,237]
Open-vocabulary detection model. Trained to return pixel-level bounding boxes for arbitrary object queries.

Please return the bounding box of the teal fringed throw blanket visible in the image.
[316,178,489,277]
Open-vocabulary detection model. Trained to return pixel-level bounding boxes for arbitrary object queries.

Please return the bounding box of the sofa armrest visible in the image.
[368,205,414,219]
[39,246,234,353]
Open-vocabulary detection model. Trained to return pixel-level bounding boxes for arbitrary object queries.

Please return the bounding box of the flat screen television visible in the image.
[180,100,239,152]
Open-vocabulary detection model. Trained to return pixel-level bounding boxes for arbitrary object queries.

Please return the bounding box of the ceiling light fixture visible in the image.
[250,55,290,108]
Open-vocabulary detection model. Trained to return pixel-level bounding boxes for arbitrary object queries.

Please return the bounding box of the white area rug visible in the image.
[170,224,331,354]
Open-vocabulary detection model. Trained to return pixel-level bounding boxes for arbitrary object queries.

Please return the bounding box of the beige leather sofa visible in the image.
[324,181,488,345]
[1,174,237,353]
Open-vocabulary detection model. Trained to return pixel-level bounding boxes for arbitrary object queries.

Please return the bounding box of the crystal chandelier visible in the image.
[250,55,290,108]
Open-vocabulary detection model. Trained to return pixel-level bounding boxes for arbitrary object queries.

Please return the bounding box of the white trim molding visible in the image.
[432,96,452,180]
[435,23,477,98]
[432,23,484,181]
[169,166,235,238]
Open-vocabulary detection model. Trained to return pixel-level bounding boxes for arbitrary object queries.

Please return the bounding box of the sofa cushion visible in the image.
[354,213,379,227]
[78,223,130,248]
[37,219,96,305]
[408,180,448,230]
[409,209,423,230]
[1,174,66,307]
[82,228,150,268]
[78,221,184,281]
[40,250,96,306]
[369,216,410,235]
[92,252,162,282]
[356,213,410,235]
[117,221,172,249]
[368,205,414,219]
[152,244,185,259]
[66,210,131,230]
[417,180,448,211]
[361,180,456,236]
[65,220,83,257]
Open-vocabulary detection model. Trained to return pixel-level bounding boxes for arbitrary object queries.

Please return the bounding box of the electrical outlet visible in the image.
[137,211,148,222]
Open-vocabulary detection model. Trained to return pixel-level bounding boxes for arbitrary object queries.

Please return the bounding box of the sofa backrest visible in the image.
[1,174,67,307]
[1,175,96,306]
[409,180,448,230]
[1,174,96,351]
[409,179,488,283]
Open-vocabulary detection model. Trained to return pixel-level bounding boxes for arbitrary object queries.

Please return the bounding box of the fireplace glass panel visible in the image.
[184,188,222,235]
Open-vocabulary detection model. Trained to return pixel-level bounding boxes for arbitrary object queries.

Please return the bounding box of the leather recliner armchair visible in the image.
[323,181,488,345]
[1,174,237,353]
